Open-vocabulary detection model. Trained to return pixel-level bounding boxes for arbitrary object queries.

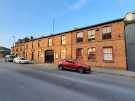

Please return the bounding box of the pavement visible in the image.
[92,67,135,78]
[31,63,135,78]
[0,60,135,101]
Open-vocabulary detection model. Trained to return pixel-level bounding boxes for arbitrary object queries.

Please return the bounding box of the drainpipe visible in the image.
[71,32,73,59]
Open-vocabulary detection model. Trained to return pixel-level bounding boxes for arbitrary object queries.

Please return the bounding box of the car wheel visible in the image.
[58,65,64,70]
[78,68,84,74]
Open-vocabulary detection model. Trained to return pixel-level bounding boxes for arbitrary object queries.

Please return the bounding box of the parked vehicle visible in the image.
[58,59,91,74]
[5,55,16,62]
[13,57,30,64]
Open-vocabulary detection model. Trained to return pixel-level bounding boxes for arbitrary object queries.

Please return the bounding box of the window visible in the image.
[26,44,28,48]
[103,47,113,61]
[32,41,33,49]
[76,32,83,43]
[61,49,66,59]
[88,30,96,41]
[38,40,40,48]
[48,38,52,46]
[76,48,83,59]
[61,35,66,45]
[88,48,96,60]
[102,27,112,40]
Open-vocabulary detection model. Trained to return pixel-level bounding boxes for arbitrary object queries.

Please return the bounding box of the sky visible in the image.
[0,0,135,48]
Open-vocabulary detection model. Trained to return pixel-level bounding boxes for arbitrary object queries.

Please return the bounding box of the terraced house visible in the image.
[12,12,135,71]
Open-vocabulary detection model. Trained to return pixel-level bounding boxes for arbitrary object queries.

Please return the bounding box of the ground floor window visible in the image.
[88,47,96,60]
[61,49,66,59]
[76,48,83,59]
[103,47,113,61]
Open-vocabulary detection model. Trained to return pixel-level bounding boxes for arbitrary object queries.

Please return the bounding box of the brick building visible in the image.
[12,17,128,70]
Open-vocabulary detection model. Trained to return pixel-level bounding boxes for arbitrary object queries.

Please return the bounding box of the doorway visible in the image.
[44,50,54,63]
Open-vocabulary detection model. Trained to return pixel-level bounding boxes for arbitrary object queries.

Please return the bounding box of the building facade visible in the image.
[12,18,128,70]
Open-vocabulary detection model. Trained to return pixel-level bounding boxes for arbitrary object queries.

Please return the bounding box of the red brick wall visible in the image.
[13,20,127,70]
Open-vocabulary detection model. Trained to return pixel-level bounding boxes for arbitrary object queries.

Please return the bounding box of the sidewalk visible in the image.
[92,67,135,78]
[32,64,135,78]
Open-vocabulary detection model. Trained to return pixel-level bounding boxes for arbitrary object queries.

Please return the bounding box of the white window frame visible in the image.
[77,32,83,38]
[88,30,96,41]
[61,49,66,59]
[48,38,52,46]
[88,47,96,60]
[103,47,113,61]
[61,35,66,45]
[102,27,112,34]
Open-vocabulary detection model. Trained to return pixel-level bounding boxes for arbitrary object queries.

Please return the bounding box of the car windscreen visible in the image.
[19,58,26,60]
[10,56,15,58]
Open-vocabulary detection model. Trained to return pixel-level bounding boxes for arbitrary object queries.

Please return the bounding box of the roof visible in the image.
[18,18,124,42]
[34,18,124,40]
[0,47,10,52]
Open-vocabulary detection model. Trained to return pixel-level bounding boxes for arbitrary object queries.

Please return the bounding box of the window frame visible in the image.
[103,47,114,62]
[38,40,41,48]
[61,49,66,59]
[88,30,96,41]
[76,48,83,59]
[61,35,66,45]
[48,38,53,47]
[76,32,83,43]
[88,47,96,61]
[102,27,112,40]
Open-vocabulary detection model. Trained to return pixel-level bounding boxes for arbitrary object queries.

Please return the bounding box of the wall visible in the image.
[12,20,127,70]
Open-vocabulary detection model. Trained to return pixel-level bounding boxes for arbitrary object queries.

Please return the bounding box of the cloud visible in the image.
[69,0,88,11]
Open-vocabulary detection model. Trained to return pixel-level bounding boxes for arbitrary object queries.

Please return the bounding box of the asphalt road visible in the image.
[0,60,135,101]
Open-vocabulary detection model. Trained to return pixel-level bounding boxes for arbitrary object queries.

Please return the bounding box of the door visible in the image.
[45,50,54,63]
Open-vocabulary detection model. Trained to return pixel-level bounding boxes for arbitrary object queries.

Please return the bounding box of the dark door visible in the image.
[45,50,54,63]
[31,52,34,61]
[125,23,135,71]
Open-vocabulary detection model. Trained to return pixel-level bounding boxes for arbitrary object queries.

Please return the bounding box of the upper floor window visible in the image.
[102,27,112,40]
[88,47,96,60]
[26,44,28,48]
[16,48,18,52]
[38,40,40,48]
[76,32,83,43]
[88,30,96,41]
[48,38,52,46]
[61,35,66,45]
[32,42,34,49]
[103,47,113,61]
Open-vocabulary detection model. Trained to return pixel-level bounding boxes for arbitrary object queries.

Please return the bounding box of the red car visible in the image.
[58,59,91,73]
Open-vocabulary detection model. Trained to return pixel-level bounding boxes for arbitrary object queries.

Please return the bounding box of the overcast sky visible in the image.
[0,0,135,48]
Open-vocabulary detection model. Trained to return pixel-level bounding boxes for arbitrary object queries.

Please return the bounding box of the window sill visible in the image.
[102,38,112,40]
[88,59,97,62]
[104,60,114,63]
[88,39,96,42]
[76,42,83,43]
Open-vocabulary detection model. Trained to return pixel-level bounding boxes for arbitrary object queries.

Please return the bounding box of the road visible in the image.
[0,60,135,101]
